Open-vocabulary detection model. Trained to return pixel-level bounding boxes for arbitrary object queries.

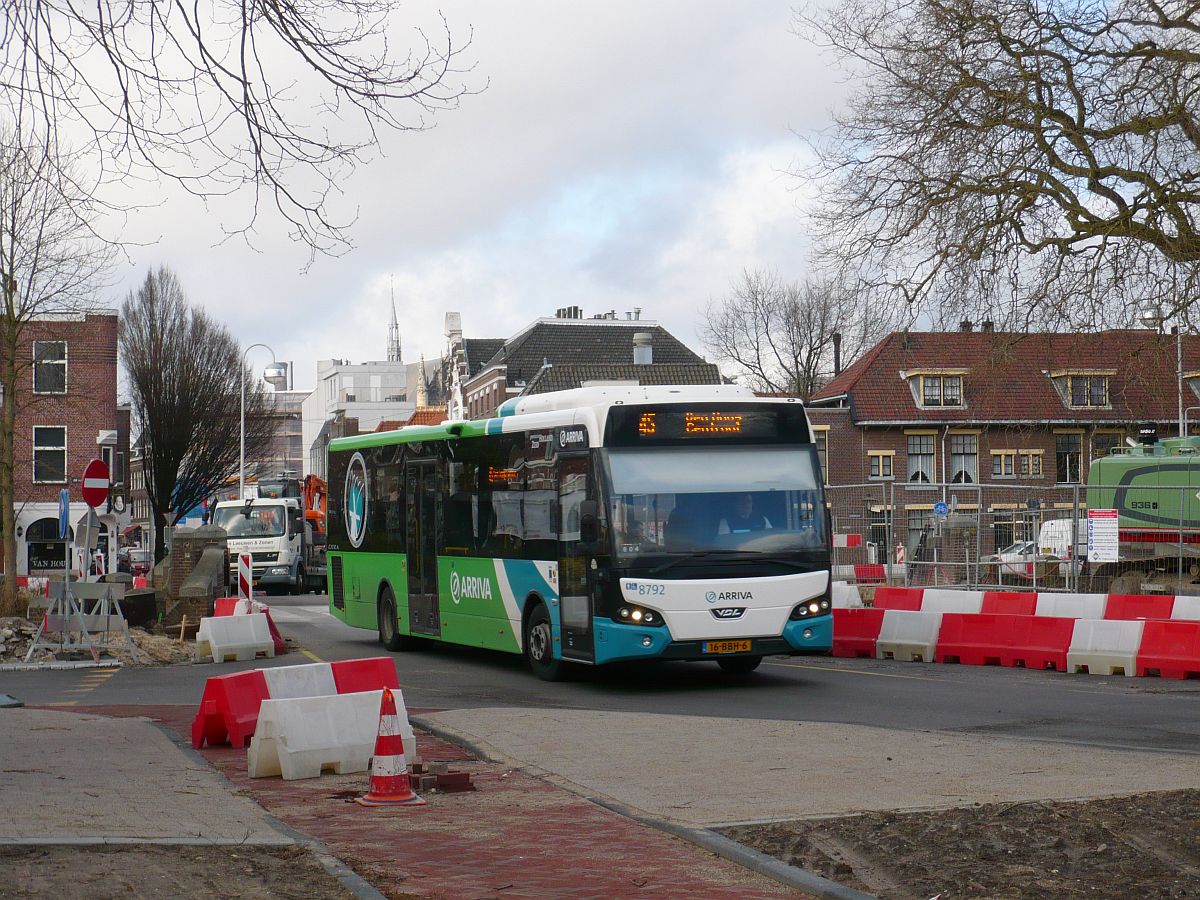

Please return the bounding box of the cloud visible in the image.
[108,1,837,389]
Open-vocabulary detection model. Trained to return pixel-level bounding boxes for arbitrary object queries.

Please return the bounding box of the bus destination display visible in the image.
[609,404,810,446]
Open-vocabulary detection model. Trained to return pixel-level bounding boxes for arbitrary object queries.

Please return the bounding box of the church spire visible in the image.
[387,276,402,363]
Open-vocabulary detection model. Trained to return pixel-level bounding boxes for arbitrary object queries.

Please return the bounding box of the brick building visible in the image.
[9,310,125,575]
[807,326,1197,557]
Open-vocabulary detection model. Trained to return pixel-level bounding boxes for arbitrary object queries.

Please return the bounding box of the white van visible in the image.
[1038,518,1088,574]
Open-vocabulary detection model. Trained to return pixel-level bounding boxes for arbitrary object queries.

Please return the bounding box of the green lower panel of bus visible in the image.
[328,552,557,656]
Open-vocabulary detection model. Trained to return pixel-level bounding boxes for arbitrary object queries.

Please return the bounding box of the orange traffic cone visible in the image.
[355,687,425,807]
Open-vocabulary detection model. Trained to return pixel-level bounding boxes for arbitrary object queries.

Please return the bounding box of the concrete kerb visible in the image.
[147,718,386,900]
[0,659,122,671]
[411,714,872,900]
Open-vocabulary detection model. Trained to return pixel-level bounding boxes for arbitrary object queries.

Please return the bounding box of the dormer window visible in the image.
[1049,370,1114,408]
[1069,374,1108,407]
[920,374,963,407]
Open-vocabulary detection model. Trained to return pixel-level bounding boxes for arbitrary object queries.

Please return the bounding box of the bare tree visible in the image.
[120,268,277,561]
[3,0,475,260]
[702,269,897,398]
[0,122,112,612]
[797,0,1200,327]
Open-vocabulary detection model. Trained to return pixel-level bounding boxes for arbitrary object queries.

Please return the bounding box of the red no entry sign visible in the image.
[81,459,110,508]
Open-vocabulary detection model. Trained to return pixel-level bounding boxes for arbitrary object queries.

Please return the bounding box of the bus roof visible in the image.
[327,384,800,453]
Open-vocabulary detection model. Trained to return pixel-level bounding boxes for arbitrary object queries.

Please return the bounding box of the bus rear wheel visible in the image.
[378,586,416,651]
[524,603,565,681]
[717,655,762,675]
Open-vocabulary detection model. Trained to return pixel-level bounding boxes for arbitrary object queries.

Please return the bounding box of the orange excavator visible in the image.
[303,474,327,540]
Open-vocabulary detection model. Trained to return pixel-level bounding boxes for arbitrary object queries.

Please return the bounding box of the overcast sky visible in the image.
[110,1,841,391]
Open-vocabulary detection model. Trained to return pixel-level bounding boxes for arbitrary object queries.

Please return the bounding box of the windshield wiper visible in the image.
[648,550,810,575]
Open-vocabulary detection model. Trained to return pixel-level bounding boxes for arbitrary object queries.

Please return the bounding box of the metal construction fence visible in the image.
[827,481,1200,595]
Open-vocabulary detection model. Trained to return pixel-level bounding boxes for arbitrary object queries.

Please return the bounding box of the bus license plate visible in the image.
[703,640,751,654]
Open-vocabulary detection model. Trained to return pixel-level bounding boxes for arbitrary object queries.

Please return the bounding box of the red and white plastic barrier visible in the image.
[832,595,1200,679]
[191,656,402,749]
[212,596,287,655]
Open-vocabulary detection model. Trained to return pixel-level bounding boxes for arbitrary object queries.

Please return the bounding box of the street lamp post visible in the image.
[240,343,289,500]
[1141,302,1185,438]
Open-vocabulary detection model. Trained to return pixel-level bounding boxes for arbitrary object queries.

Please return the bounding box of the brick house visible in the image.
[807,326,1197,558]
[9,310,124,575]
[460,310,722,419]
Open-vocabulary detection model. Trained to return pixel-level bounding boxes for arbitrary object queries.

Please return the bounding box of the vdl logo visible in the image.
[344,452,369,549]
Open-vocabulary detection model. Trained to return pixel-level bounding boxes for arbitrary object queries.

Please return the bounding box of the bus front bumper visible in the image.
[592,614,832,665]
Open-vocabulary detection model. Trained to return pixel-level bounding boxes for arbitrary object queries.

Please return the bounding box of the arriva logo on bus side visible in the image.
[449,570,494,605]
[344,452,369,549]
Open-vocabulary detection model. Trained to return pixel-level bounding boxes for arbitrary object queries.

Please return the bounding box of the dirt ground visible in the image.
[0,845,363,899]
[722,789,1200,899]
[0,616,195,666]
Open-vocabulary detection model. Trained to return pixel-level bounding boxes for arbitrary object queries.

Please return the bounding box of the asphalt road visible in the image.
[5,593,1199,754]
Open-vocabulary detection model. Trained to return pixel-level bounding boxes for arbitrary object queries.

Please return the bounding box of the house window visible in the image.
[907,435,934,483]
[33,426,67,483]
[1019,450,1044,478]
[906,506,933,534]
[1093,432,1123,460]
[992,450,1016,479]
[950,434,977,483]
[1068,375,1109,407]
[33,341,67,394]
[868,451,893,480]
[921,375,963,407]
[814,430,828,485]
[1056,433,1082,483]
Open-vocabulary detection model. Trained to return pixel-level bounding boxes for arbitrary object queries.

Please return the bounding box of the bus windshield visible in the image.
[602,445,826,560]
[213,504,287,538]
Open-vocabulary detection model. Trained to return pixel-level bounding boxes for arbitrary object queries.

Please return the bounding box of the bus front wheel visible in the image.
[524,603,565,681]
[378,586,416,652]
[717,655,762,675]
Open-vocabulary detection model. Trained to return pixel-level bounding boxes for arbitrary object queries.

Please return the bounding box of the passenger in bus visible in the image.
[718,494,772,534]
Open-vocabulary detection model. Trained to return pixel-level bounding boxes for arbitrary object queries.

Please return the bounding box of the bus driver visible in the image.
[718,493,772,534]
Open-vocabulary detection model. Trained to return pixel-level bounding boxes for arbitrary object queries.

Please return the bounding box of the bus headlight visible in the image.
[789,597,831,620]
[615,604,664,626]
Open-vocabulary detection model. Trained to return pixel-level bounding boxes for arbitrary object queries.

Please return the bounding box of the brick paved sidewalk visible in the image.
[82,706,801,899]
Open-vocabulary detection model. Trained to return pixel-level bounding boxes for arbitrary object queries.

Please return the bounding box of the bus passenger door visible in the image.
[406,460,441,636]
[558,455,594,662]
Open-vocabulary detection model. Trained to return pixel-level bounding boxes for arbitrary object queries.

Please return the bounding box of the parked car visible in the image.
[126,548,152,578]
[984,540,1064,581]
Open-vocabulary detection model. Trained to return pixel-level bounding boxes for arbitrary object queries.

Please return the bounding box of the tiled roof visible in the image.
[477,321,705,387]
[405,406,447,426]
[374,419,405,432]
[462,339,505,378]
[808,329,1197,423]
[522,363,726,395]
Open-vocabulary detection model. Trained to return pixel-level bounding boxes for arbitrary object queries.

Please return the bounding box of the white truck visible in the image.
[212,495,325,595]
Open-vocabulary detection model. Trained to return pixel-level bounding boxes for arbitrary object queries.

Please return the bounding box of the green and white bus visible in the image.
[326,385,832,679]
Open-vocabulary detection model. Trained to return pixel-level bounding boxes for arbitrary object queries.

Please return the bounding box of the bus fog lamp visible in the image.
[641,636,652,647]
[803,628,813,639]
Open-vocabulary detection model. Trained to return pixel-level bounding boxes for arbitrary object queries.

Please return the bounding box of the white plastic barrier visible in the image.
[1171,596,1200,620]
[921,589,984,614]
[1066,619,1145,677]
[876,610,944,663]
[1035,593,1107,620]
[262,661,337,699]
[194,613,275,664]
[831,581,864,609]
[247,688,417,780]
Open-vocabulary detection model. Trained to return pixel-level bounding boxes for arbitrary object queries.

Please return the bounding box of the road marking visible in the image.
[299,649,323,663]
[764,660,940,682]
[44,701,78,707]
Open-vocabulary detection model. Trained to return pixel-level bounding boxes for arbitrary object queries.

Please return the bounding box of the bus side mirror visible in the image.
[579,500,599,544]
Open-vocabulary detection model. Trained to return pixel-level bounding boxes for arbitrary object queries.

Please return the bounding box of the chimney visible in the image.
[633,332,653,365]
[981,320,995,333]
[960,319,973,332]
[832,332,842,376]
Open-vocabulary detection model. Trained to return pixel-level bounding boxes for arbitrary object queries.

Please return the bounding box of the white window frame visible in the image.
[919,374,964,408]
[32,341,68,395]
[950,433,978,483]
[33,425,67,484]
[907,434,935,483]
